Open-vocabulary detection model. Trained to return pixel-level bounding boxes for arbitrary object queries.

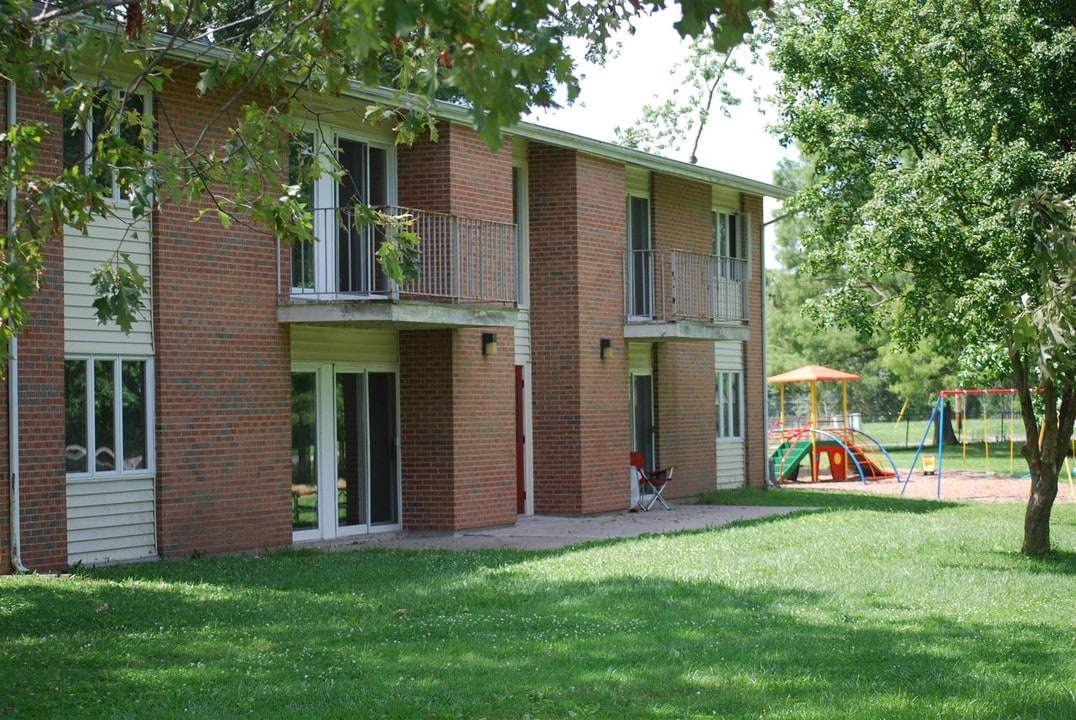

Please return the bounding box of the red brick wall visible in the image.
[396,123,516,530]
[5,91,68,571]
[398,123,513,222]
[652,175,719,497]
[529,145,630,514]
[399,328,515,530]
[742,193,767,487]
[152,70,292,557]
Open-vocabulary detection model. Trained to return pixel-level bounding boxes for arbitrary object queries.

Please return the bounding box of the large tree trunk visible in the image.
[1023,465,1059,555]
[1011,349,1076,556]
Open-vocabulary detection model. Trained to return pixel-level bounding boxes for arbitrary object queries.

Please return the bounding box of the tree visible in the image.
[768,0,1076,555]
[767,155,960,418]
[0,0,773,348]
[613,35,748,164]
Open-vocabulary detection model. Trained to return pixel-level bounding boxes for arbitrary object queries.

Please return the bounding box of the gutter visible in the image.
[7,81,28,572]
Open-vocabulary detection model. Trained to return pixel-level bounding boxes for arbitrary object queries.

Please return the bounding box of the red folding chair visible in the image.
[630,451,675,511]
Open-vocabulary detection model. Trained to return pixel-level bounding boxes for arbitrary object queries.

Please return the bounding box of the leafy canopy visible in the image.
[767,0,1076,554]
[769,0,1076,382]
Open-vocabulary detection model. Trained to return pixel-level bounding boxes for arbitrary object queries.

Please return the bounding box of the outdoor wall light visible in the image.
[600,338,613,360]
[482,332,498,356]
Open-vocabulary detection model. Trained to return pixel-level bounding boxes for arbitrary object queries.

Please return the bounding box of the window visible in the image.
[713,211,745,282]
[716,370,743,440]
[713,211,741,258]
[65,357,153,475]
[289,133,316,289]
[287,130,393,295]
[627,194,652,317]
[63,87,153,205]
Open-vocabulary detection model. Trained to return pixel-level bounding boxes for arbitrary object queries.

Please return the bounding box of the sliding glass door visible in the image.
[292,366,399,540]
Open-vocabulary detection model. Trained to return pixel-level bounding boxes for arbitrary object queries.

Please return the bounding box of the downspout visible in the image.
[7,81,28,572]
[760,211,776,489]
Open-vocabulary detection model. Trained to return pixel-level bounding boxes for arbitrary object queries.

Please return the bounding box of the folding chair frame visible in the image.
[630,451,674,511]
[640,466,674,511]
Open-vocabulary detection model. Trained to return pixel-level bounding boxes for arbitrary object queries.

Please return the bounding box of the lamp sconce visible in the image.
[599,338,613,360]
[482,332,498,356]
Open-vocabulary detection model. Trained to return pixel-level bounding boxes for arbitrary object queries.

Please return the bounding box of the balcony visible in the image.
[624,249,750,342]
[278,206,518,329]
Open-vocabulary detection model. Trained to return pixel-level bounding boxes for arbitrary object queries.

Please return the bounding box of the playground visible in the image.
[767,367,1076,504]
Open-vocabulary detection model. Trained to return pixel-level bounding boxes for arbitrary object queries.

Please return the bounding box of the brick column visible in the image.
[152,71,292,557]
[529,145,630,514]
[743,193,767,488]
[399,328,516,530]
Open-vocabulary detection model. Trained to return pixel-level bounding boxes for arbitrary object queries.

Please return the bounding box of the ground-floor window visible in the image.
[64,357,153,475]
[716,370,743,440]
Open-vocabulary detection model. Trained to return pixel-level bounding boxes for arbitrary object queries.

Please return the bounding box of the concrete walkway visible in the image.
[316,503,807,552]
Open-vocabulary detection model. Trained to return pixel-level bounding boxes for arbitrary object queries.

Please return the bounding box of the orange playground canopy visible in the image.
[768,365,860,429]
[767,365,861,384]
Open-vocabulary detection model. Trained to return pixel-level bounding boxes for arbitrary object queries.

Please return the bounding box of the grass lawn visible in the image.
[885,443,1040,476]
[2,493,1074,719]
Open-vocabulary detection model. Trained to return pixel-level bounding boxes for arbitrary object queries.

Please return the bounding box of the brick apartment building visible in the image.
[0,67,789,572]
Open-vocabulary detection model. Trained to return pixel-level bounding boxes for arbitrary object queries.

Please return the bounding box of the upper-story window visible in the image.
[713,210,747,281]
[627,193,652,318]
[62,87,153,206]
[289,130,394,296]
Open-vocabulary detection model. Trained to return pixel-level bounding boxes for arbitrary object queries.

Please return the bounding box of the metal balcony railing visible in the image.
[283,206,517,306]
[625,249,748,323]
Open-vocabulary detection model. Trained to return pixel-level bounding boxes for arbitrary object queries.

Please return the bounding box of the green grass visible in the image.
[885,443,1039,476]
[3,493,1075,719]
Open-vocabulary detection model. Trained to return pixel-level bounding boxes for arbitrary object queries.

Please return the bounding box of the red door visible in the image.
[515,366,526,513]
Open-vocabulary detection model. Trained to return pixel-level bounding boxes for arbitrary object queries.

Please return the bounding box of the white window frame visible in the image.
[291,362,402,543]
[716,370,744,441]
[64,356,156,478]
[63,86,153,207]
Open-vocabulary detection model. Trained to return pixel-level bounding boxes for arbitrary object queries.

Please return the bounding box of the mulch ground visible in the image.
[783,469,1076,504]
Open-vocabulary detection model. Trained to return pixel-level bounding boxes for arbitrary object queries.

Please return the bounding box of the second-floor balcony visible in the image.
[278,206,518,329]
[625,249,750,342]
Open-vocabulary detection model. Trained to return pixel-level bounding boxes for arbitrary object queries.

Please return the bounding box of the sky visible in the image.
[523,10,792,265]
[525,9,790,185]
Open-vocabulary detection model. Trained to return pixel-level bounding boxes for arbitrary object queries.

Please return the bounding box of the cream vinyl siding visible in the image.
[64,213,157,566]
[291,326,399,365]
[711,186,740,213]
[628,341,653,375]
[625,166,650,197]
[67,475,156,565]
[715,341,746,489]
[514,307,532,364]
[64,216,154,355]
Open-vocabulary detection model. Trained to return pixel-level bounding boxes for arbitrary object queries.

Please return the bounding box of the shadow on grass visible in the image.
[2,550,1073,719]
[701,487,963,514]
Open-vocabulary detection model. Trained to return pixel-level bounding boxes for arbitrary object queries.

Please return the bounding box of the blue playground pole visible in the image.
[901,396,944,497]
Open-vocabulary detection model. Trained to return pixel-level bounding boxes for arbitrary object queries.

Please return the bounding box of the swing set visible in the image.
[901,388,1076,498]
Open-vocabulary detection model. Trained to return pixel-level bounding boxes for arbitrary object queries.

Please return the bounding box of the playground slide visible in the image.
[771,440,812,482]
[769,427,898,483]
